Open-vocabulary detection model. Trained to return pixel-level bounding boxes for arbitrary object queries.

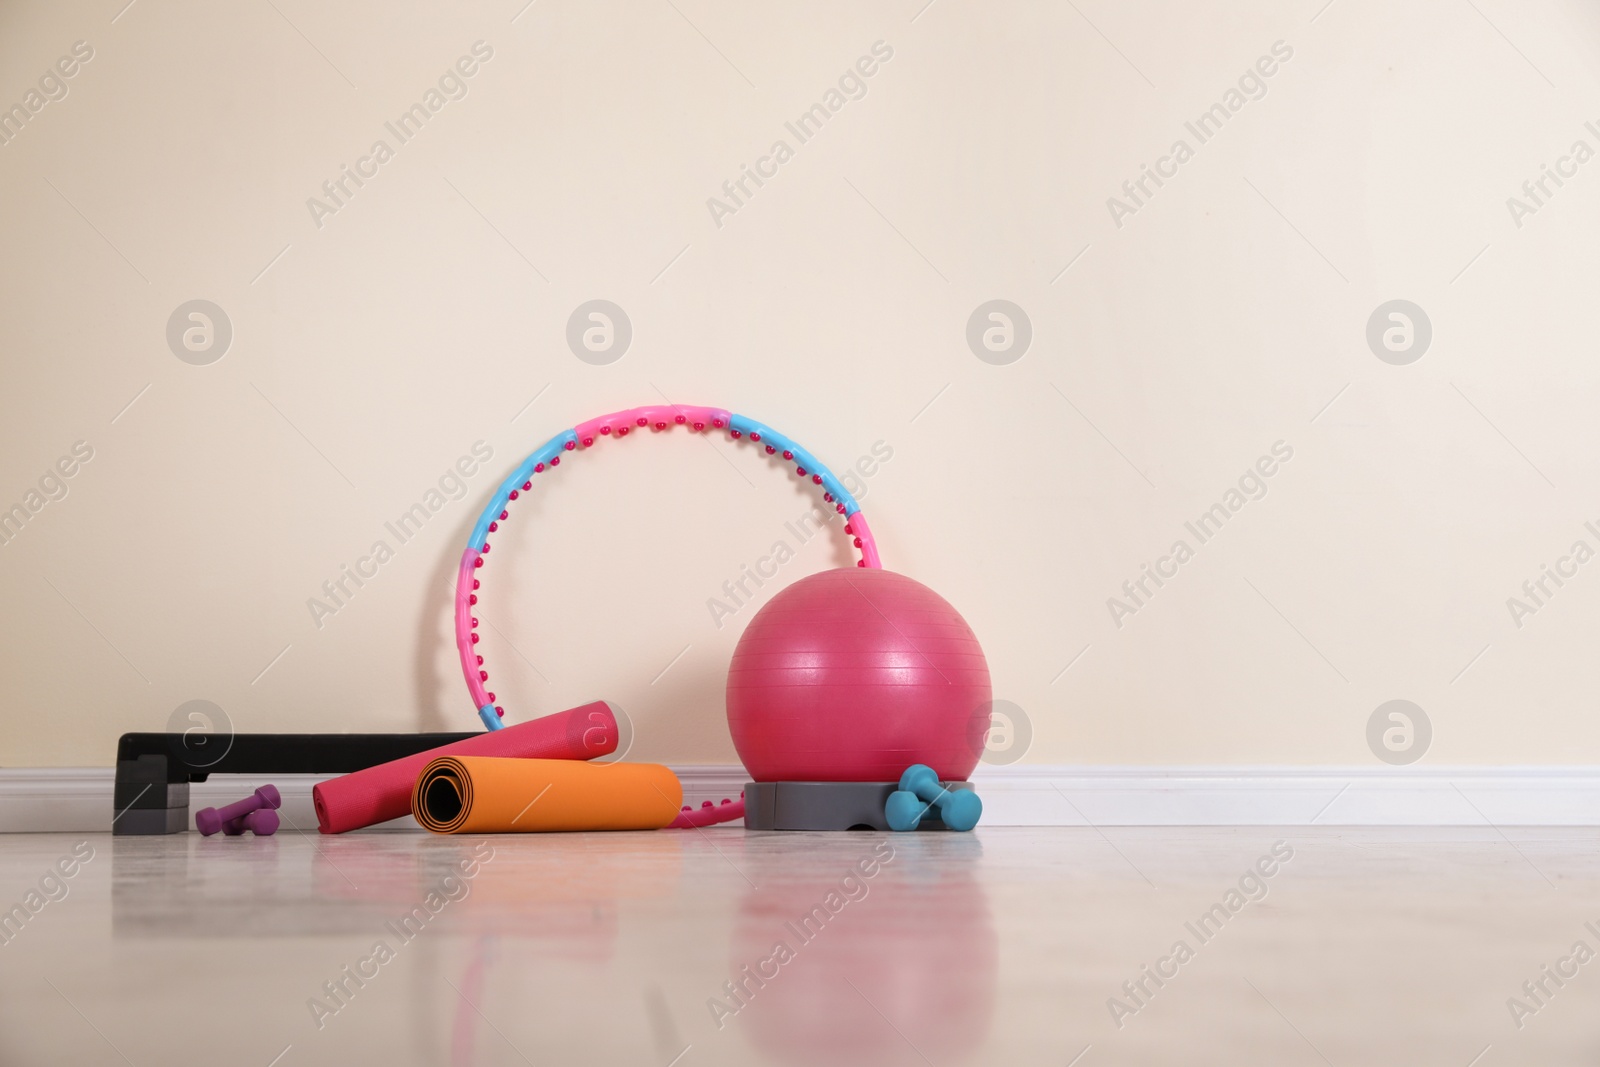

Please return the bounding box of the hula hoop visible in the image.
[456,404,883,732]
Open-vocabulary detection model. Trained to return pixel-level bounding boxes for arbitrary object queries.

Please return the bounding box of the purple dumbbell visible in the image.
[196,785,281,836]
[219,808,279,836]
[223,808,279,837]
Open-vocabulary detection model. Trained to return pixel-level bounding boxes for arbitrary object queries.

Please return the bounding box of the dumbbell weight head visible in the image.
[242,808,279,836]
[885,790,930,832]
[938,789,982,832]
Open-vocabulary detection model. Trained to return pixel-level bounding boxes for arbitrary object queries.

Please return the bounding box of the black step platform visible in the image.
[113,731,475,835]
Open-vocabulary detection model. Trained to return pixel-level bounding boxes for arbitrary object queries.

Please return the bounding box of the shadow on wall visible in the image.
[411,503,476,735]
[410,469,561,734]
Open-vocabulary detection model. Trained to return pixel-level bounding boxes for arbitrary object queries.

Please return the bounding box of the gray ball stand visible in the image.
[743,779,975,831]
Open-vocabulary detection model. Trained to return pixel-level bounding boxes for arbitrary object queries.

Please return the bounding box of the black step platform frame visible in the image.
[113,731,475,835]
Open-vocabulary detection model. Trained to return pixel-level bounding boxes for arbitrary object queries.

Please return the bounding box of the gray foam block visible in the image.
[743,780,974,831]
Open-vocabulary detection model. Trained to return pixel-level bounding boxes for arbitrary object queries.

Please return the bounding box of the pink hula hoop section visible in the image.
[456,404,882,732]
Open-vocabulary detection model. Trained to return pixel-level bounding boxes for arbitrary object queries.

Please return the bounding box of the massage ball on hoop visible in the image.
[726,568,991,782]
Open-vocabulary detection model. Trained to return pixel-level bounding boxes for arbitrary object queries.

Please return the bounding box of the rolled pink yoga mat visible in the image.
[313,701,617,834]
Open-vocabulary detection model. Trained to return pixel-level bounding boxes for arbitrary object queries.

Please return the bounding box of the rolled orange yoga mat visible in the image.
[413,756,683,833]
[313,701,618,834]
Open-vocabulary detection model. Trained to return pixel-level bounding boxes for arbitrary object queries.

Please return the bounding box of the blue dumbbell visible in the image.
[884,765,981,832]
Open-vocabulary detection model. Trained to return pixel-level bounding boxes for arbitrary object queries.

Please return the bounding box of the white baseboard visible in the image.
[966,766,1600,827]
[2,766,1597,833]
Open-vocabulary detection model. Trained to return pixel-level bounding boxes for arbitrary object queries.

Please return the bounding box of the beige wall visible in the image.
[3,0,1599,768]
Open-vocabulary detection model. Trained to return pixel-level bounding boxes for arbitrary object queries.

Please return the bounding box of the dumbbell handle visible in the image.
[898,764,946,800]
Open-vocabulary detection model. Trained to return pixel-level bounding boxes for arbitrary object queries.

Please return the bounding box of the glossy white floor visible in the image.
[0,827,1594,1066]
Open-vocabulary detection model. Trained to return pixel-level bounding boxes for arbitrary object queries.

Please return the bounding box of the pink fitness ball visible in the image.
[726,568,990,783]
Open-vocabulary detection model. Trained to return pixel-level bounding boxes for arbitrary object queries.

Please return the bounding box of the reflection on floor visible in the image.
[0,827,1594,1065]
